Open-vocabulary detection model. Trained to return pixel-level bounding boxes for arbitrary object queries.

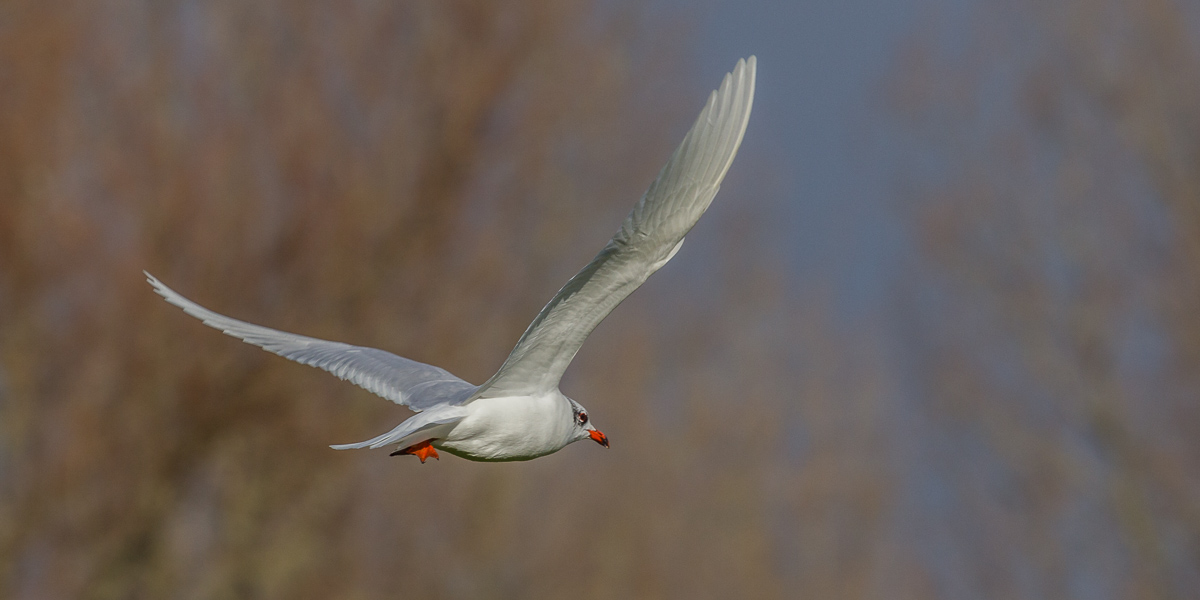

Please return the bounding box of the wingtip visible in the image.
[723,57,756,100]
[739,56,757,85]
[714,57,755,107]
[144,270,164,294]
[143,270,174,301]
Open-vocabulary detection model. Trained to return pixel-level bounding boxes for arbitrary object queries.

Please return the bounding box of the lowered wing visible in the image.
[146,272,476,411]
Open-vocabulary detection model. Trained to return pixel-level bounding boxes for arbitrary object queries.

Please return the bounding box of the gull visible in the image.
[146,56,755,463]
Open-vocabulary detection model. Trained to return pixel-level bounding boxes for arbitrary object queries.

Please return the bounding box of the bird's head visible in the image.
[567,398,608,448]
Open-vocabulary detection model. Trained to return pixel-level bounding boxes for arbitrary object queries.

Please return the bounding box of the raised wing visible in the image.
[145,272,476,411]
[476,56,756,397]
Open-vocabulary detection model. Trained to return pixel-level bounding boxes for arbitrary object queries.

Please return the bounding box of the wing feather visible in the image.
[476,56,756,397]
[145,272,476,410]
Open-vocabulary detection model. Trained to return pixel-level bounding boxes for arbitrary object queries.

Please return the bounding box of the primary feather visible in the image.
[145,272,477,411]
[476,56,756,397]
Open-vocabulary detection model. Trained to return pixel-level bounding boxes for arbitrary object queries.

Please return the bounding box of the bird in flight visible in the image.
[147,57,755,463]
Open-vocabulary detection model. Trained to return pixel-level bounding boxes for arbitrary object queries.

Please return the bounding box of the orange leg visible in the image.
[391,439,440,463]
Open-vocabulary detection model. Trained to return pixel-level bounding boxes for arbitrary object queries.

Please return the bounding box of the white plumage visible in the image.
[148,56,756,462]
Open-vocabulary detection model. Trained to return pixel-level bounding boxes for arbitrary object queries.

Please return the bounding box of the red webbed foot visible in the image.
[391,439,440,463]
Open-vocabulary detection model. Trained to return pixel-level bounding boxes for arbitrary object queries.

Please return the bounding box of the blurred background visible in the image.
[2,0,1199,598]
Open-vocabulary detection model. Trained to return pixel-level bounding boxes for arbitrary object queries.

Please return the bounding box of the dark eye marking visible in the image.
[577,412,588,425]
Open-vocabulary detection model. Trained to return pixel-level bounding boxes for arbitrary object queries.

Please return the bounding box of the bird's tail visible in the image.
[330,407,466,450]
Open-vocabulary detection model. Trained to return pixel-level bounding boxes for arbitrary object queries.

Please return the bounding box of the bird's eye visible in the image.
[577,413,588,425]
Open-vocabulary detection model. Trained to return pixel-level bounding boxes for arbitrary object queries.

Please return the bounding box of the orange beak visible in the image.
[588,429,609,448]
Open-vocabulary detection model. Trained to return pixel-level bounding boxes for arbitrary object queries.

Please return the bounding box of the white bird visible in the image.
[146,57,755,463]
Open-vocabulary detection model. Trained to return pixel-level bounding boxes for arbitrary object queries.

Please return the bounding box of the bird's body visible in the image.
[147,57,756,463]
[436,392,576,461]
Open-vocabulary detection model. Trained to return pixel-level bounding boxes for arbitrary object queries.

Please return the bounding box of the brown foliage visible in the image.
[0,2,817,599]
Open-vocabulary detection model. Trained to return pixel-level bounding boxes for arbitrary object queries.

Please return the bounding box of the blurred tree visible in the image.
[0,1,808,599]
[890,0,1200,597]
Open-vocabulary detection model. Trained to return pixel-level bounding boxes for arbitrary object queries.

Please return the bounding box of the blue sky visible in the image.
[694,0,927,319]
